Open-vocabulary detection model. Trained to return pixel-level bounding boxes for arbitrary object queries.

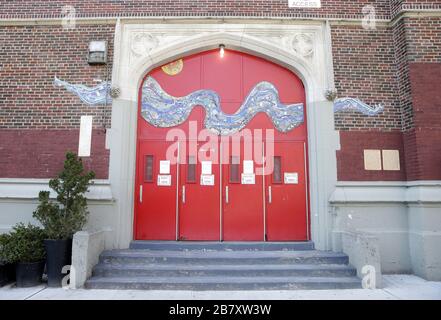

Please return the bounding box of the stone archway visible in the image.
[108,21,339,250]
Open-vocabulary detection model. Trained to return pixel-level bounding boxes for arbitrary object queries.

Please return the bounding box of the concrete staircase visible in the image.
[85,241,361,290]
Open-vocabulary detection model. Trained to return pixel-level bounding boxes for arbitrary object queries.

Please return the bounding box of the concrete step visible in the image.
[92,263,357,278]
[130,241,315,251]
[85,275,362,290]
[100,249,349,265]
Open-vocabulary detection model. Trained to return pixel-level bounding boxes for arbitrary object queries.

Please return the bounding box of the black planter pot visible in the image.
[0,263,10,287]
[15,261,45,288]
[44,239,73,287]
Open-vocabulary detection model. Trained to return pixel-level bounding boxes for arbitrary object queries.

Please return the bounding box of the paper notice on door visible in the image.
[241,173,255,185]
[243,160,254,174]
[284,172,299,184]
[201,161,212,175]
[157,175,172,186]
[200,174,215,186]
[159,160,170,174]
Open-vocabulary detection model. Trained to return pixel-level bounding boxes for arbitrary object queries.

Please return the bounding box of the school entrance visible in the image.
[134,49,309,241]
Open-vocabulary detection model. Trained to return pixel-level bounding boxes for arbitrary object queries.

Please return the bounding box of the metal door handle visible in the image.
[268,186,272,204]
[139,185,143,203]
[182,185,186,204]
[225,186,229,204]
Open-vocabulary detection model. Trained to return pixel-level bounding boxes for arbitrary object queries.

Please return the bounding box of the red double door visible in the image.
[135,49,309,241]
[136,138,308,241]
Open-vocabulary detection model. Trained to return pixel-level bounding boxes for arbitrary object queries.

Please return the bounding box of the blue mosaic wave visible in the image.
[334,97,384,116]
[54,77,111,105]
[141,77,305,135]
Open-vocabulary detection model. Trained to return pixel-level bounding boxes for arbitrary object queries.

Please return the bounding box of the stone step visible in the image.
[130,241,315,251]
[92,263,357,278]
[100,249,349,265]
[85,275,362,290]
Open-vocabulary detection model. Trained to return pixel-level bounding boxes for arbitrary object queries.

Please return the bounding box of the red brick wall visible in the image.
[0,0,392,19]
[0,129,109,179]
[337,131,406,181]
[0,25,113,179]
[332,25,401,131]
[404,63,441,180]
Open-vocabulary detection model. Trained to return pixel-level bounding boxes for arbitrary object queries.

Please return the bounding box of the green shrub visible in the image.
[33,152,95,240]
[0,223,46,264]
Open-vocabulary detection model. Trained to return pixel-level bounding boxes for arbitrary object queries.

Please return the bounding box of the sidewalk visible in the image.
[0,275,440,300]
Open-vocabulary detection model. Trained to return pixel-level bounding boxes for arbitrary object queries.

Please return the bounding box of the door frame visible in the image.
[109,21,339,250]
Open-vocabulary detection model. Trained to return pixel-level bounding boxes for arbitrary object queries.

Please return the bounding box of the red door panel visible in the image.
[266,141,308,241]
[135,141,177,240]
[179,140,220,240]
[222,138,264,241]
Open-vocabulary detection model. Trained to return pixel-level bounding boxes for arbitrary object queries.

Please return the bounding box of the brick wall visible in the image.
[332,25,401,131]
[0,129,109,179]
[0,0,391,19]
[0,2,440,181]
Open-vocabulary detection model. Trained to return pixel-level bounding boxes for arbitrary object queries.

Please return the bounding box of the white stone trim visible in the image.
[330,181,441,204]
[0,178,113,201]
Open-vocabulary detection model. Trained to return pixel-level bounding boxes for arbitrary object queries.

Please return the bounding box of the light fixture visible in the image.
[219,44,225,58]
[88,41,107,65]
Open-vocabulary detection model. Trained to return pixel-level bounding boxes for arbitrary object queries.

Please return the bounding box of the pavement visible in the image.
[0,275,440,300]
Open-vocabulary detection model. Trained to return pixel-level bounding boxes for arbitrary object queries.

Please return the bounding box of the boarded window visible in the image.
[187,156,196,183]
[273,156,282,183]
[144,155,154,182]
[230,156,240,183]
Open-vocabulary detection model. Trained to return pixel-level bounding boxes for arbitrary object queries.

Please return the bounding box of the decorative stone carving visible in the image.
[110,86,121,99]
[131,32,158,56]
[291,33,314,58]
[325,88,338,101]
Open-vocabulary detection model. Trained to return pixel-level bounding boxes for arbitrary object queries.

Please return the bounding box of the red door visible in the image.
[265,141,308,241]
[135,49,309,241]
[221,137,264,241]
[179,139,220,240]
[136,141,177,240]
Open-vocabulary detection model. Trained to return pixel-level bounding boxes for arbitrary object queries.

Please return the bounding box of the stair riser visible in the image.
[130,242,315,251]
[85,281,361,290]
[92,268,356,278]
[100,256,349,265]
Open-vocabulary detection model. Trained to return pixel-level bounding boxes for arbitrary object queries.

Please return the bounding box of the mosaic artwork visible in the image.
[54,77,112,105]
[333,97,384,116]
[141,76,305,135]
[54,77,385,135]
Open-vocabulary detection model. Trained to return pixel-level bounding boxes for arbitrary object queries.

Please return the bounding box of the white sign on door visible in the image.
[243,160,254,174]
[159,160,170,174]
[201,161,212,175]
[284,172,299,184]
[200,174,215,186]
[288,0,321,8]
[157,175,172,186]
[241,173,256,185]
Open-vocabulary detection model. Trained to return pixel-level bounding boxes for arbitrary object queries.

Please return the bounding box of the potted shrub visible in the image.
[0,224,46,288]
[33,152,95,287]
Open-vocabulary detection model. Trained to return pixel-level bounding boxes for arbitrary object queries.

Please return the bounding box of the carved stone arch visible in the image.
[109,22,338,250]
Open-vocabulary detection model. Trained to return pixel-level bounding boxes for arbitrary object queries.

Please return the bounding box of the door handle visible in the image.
[139,185,143,203]
[268,186,272,204]
[182,185,186,204]
[225,186,229,204]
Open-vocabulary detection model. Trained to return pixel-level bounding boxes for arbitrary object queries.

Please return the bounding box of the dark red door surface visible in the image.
[221,137,265,241]
[179,139,221,240]
[136,141,177,240]
[265,141,308,241]
[135,49,309,241]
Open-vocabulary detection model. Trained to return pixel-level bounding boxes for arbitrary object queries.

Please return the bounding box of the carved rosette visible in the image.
[131,32,158,57]
[290,33,314,59]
